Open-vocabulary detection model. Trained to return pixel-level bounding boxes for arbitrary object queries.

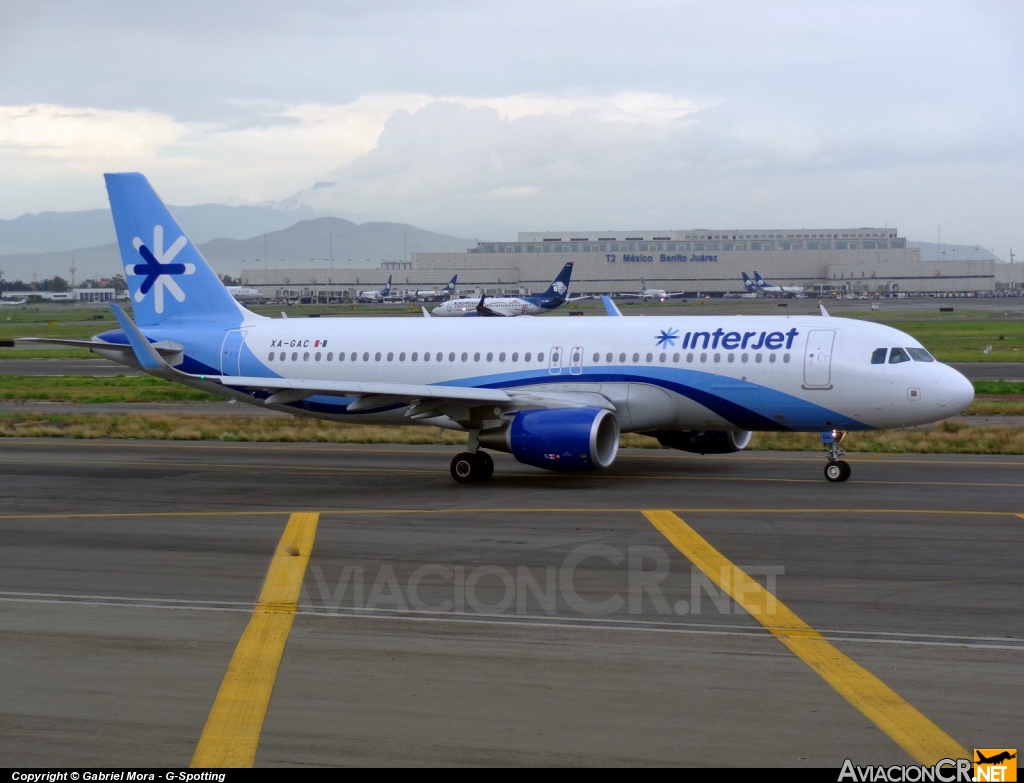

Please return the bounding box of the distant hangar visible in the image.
[243,226,1016,300]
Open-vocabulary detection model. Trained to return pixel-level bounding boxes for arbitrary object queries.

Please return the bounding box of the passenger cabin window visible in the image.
[871,348,887,364]
[907,348,934,362]
[889,347,911,364]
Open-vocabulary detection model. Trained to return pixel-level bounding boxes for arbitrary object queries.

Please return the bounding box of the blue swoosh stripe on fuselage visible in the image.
[437,366,865,431]
[210,365,865,431]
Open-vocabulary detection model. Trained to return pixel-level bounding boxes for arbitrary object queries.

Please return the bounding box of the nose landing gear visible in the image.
[821,430,850,482]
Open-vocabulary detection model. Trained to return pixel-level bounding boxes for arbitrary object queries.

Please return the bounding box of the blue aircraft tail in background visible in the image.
[529,261,574,306]
[445,274,458,293]
[105,173,247,327]
[742,272,758,292]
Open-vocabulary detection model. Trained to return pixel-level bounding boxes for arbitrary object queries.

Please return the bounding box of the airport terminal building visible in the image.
[242,226,1007,300]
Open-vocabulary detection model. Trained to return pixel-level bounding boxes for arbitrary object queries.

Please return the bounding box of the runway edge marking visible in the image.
[641,509,968,766]
[190,511,320,768]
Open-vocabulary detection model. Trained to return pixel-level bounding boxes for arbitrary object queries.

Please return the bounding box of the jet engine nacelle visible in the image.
[478,407,619,471]
[652,430,753,454]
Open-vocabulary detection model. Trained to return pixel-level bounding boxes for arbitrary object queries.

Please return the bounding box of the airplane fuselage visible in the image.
[432,296,561,317]
[97,314,973,434]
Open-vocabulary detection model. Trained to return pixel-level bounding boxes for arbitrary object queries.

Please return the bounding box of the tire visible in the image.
[837,460,851,482]
[450,452,478,483]
[824,461,844,482]
[477,451,494,481]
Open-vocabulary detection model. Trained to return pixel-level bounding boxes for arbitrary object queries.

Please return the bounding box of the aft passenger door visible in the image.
[803,329,835,389]
[220,330,245,376]
[569,345,584,376]
[548,346,563,375]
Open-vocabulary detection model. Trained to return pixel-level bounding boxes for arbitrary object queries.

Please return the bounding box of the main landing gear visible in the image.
[821,430,850,482]
[450,450,494,483]
[450,430,494,484]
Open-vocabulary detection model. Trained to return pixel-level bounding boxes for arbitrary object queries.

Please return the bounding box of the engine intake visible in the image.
[651,430,752,454]
[479,407,619,471]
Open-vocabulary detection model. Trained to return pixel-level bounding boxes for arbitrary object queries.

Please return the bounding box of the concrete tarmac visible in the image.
[0,440,1021,767]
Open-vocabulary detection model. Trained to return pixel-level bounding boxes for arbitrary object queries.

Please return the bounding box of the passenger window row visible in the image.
[268,350,546,364]
[266,349,792,365]
[592,351,791,365]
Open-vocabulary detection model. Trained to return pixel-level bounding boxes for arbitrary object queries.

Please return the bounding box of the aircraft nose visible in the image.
[938,367,974,414]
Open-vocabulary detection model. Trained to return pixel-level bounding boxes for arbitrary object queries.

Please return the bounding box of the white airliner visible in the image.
[432,262,576,317]
[10,174,974,485]
[754,272,807,298]
[357,276,393,303]
[1,298,28,306]
[226,286,263,302]
[407,275,458,302]
[618,278,687,302]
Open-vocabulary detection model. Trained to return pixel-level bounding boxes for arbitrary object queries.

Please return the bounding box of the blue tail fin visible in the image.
[105,173,247,327]
[381,275,393,297]
[541,261,574,300]
[754,271,768,288]
[742,272,756,292]
[445,274,458,292]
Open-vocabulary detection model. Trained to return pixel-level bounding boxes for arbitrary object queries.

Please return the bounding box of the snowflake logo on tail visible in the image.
[125,225,196,313]
[655,327,679,349]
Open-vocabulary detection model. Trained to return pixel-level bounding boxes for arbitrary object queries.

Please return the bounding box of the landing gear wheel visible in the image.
[450,451,493,483]
[477,451,494,481]
[824,460,851,482]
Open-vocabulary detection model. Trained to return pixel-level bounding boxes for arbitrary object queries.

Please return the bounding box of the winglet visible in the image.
[422,306,431,317]
[110,303,169,371]
[602,295,623,316]
[819,301,830,317]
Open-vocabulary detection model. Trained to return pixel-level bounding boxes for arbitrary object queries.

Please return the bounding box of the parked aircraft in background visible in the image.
[432,262,576,317]
[357,276,393,303]
[10,173,974,486]
[407,275,458,302]
[618,278,687,302]
[1,298,28,306]
[754,271,807,298]
[226,286,263,303]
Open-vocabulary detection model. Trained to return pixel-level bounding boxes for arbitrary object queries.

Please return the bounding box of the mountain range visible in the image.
[0,206,472,282]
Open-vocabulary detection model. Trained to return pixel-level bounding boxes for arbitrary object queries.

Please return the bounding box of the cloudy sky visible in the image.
[1,0,1021,253]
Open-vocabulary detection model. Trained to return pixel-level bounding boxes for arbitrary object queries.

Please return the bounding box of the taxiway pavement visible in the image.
[0,440,1020,766]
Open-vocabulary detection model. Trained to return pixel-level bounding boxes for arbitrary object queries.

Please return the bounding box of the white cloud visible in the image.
[0,104,184,162]
[0,91,701,216]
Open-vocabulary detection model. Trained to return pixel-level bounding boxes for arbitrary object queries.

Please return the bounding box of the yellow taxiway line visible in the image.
[642,509,968,766]
[190,511,320,768]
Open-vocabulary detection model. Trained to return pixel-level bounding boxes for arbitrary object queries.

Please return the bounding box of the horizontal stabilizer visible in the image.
[7,337,184,357]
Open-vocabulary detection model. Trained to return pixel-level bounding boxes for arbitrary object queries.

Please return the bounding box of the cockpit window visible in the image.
[907,347,935,362]
[888,347,911,364]
[871,348,887,364]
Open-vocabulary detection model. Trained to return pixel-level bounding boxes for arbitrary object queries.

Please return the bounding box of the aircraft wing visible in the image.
[212,376,615,415]
[601,296,623,316]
